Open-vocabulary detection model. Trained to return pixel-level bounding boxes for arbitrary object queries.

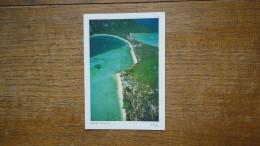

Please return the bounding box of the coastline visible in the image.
[116,73,126,121]
[93,33,138,121]
[93,34,138,64]
[130,32,145,38]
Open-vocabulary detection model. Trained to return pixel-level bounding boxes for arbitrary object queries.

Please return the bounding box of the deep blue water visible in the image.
[90,35,126,57]
[136,18,158,32]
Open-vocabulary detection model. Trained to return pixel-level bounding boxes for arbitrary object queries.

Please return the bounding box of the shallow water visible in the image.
[131,33,159,47]
[90,35,133,121]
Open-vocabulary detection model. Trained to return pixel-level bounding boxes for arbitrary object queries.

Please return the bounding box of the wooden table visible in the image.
[0,1,259,145]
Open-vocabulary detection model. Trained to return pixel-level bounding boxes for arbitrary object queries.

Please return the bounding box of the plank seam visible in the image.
[0,0,216,8]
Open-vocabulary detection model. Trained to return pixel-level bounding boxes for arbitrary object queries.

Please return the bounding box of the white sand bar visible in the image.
[116,73,126,121]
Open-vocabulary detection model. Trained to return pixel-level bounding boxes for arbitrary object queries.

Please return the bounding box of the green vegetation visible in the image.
[123,87,131,93]
[128,57,158,89]
[120,39,159,121]
[134,43,158,60]
[148,91,159,106]
[123,99,131,110]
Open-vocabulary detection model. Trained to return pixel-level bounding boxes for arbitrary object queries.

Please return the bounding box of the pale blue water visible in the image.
[131,33,159,47]
[90,35,133,121]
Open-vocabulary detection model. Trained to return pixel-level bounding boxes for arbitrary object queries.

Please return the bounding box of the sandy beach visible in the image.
[94,34,138,64]
[116,73,126,121]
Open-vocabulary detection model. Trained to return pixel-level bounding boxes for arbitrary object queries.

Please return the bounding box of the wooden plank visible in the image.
[0,1,259,145]
[0,0,177,6]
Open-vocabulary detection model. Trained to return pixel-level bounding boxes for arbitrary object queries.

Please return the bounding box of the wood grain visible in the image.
[0,0,177,6]
[0,1,259,145]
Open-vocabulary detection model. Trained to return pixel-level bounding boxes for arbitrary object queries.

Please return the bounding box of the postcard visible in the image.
[84,12,165,130]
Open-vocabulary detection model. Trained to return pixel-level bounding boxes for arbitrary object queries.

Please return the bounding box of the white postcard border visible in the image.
[84,12,165,130]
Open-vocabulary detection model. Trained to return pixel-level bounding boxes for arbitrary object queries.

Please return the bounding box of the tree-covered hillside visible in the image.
[90,19,154,35]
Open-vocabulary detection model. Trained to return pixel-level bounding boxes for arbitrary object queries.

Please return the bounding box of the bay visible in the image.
[131,33,159,47]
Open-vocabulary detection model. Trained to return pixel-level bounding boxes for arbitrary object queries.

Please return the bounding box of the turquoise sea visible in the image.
[90,35,133,121]
[131,33,158,47]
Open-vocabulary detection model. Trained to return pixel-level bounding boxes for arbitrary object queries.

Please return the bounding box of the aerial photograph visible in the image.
[90,18,159,121]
